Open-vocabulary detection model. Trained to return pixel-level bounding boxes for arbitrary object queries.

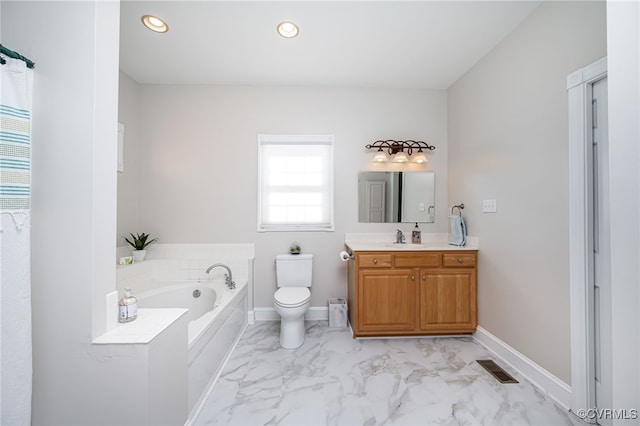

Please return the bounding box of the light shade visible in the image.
[141,15,169,33]
[392,152,409,163]
[277,21,299,38]
[373,150,388,163]
[412,152,428,164]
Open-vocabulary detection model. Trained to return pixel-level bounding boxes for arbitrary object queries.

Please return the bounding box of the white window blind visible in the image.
[258,134,334,232]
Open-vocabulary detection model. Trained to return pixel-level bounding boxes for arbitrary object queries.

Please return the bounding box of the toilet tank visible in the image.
[276,254,313,287]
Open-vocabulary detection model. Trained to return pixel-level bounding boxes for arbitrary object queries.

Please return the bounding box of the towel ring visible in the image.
[450,203,464,216]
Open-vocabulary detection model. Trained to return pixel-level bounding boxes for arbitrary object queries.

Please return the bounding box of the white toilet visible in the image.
[274,253,313,349]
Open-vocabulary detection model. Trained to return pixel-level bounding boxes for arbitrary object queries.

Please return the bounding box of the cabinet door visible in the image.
[419,269,477,333]
[358,268,416,333]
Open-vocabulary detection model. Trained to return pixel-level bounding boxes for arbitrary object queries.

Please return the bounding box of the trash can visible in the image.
[328,298,348,328]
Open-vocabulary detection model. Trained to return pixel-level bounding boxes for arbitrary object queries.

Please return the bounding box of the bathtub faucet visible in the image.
[205,263,236,289]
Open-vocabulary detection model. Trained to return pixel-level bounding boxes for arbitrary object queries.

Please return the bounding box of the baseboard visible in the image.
[473,326,572,410]
[254,306,329,322]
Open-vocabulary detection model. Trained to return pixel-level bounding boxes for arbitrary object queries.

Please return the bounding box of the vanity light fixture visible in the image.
[365,140,435,164]
[277,21,300,38]
[141,14,169,33]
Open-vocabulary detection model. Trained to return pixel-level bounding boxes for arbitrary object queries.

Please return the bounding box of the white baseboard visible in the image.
[254,306,329,322]
[473,326,572,410]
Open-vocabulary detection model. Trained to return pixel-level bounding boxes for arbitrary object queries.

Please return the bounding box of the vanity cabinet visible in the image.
[347,250,477,337]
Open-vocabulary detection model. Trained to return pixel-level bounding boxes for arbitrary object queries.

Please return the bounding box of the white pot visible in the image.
[132,249,147,262]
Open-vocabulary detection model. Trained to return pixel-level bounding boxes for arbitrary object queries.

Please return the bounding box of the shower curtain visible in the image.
[0,55,34,425]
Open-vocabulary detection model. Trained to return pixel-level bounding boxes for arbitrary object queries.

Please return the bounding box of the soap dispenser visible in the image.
[412,222,421,244]
[118,288,138,323]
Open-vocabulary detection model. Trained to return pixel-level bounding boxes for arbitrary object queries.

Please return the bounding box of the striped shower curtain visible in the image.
[0,56,34,425]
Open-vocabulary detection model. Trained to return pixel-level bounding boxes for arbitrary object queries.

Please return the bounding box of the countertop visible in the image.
[344,233,478,252]
[93,308,188,345]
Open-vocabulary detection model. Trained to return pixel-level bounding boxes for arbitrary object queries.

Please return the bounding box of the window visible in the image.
[258,134,334,232]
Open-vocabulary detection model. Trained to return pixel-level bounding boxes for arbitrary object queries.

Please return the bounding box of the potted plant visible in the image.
[124,232,157,262]
[289,242,301,255]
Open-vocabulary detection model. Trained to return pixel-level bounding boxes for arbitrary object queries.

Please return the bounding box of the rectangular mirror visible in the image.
[358,171,435,223]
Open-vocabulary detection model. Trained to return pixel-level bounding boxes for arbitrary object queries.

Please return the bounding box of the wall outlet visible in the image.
[483,199,497,213]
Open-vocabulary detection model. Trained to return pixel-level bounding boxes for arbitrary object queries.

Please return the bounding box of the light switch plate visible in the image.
[483,199,497,213]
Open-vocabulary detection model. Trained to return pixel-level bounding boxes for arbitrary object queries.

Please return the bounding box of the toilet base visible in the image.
[279,316,305,349]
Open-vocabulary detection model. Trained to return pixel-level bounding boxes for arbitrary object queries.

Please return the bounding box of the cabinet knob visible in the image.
[422,274,426,280]
[411,275,415,281]
[373,259,378,264]
[457,258,463,263]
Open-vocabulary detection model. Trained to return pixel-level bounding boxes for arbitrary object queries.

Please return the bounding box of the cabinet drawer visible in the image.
[395,253,441,268]
[358,253,393,268]
[442,253,477,267]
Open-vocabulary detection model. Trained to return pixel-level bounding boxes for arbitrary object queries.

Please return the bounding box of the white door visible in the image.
[591,77,612,424]
[365,181,386,222]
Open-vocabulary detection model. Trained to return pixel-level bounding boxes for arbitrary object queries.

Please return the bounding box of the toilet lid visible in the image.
[274,287,311,307]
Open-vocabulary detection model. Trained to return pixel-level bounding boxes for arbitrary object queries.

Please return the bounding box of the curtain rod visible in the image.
[0,44,35,69]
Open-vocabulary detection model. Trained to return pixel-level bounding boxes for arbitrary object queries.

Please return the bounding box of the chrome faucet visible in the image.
[396,229,406,244]
[205,263,236,289]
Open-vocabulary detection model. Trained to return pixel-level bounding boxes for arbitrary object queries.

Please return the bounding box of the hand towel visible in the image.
[448,215,467,247]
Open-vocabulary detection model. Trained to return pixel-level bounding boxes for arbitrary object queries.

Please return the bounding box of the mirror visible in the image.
[358,171,435,223]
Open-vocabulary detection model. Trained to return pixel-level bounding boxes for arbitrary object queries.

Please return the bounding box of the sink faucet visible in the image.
[396,229,406,244]
[205,263,236,289]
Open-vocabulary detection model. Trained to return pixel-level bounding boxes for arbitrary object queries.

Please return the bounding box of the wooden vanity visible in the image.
[346,245,478,337]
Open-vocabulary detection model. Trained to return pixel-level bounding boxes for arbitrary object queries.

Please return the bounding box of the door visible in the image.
[365,180,386,222]
[358,268,416,332]
[591,77,612,424]
[419,269,476,333]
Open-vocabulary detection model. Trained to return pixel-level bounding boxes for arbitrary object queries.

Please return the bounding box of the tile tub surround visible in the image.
[116,243,255,295]
[193,322,586,426]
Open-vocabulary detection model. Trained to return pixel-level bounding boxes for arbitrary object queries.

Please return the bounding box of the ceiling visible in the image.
[119,1,541,89]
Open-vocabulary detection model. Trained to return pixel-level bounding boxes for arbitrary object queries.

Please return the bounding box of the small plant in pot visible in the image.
[124,232,157,262]
[289,242,301,255]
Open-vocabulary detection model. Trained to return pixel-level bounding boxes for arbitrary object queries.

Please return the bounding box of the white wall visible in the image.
[122,85,448,309]
[117,71,141,249]
[1,1,130,424]
[607,0,640,421]
[447,1,606,384]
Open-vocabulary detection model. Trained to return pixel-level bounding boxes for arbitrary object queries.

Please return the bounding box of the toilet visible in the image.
[274,253,313,349]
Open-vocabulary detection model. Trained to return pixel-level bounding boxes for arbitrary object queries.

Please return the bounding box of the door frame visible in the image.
[567,56,607,419]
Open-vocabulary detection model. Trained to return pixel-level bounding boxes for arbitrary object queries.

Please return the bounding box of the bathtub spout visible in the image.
[205,263,236,289]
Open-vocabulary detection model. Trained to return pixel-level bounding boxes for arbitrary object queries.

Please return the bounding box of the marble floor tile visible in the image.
[193,321,586,426]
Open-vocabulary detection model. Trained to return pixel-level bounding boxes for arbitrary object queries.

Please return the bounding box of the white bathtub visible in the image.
[137,280,238,347]
[137,279,248,416]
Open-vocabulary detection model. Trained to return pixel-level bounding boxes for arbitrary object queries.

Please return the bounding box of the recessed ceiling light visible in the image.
[277,21,299,38]
[141,14,169,33]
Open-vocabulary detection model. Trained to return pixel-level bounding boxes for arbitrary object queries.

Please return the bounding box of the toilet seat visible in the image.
[274,287,311,308]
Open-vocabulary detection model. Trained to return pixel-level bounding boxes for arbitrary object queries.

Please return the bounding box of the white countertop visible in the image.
[93,308,188,345]
[344,233,478,252]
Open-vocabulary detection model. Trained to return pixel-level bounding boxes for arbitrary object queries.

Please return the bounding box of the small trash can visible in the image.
[328,298,348,328]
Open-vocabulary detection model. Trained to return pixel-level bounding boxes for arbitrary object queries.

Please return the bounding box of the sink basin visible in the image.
[380,241,452,250]
[385,242,428,250]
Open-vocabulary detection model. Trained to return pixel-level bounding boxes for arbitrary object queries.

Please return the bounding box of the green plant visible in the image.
[124,233,158,251]
[289,242,301,254]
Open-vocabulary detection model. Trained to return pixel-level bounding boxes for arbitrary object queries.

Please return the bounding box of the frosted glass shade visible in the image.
[392,152,409,163]
[412,152,428,163]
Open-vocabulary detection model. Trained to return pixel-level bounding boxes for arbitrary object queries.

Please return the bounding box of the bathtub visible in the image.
[137,278,248,416]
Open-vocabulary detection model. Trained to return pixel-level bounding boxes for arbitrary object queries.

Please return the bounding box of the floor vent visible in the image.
[476,359,519,384]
